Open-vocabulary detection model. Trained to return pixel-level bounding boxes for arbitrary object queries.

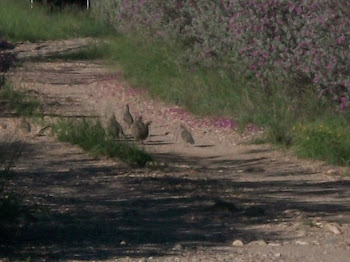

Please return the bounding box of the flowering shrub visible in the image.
[93,0,350,107]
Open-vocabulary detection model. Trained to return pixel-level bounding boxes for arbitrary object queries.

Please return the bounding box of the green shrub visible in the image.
[292,119,350,165]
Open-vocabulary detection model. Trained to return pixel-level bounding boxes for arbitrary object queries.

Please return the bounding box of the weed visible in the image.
[0,83,42,117]
[292,118,350,166]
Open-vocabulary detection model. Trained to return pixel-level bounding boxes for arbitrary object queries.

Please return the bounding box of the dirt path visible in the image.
[1,38,350,261]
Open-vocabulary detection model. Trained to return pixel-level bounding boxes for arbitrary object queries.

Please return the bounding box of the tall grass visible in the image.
[105,34,244,117]
[0,0,111,41]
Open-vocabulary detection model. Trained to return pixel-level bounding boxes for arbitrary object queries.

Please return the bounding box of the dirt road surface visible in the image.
[1,38,350,262]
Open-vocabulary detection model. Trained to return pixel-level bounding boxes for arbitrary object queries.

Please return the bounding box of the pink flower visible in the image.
[337,35,345,45]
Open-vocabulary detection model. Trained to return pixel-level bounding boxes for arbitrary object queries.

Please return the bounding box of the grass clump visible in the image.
[292,119,350,166]
[52,118,153,167]
[0,83,42,117]
[0,0,111,41]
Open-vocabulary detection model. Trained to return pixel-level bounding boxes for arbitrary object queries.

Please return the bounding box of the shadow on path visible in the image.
[2,147,350,261]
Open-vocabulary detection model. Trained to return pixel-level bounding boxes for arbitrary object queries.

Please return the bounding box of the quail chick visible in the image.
[180,124,194,144]
[123,104,133,128]
[108,114,125,139]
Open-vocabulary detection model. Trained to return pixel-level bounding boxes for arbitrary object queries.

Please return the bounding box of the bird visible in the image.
[19,118,31,133]
[123,104,134,128]
[36,125,51,136]
[180,124,195,144]
[131,116,151,142]
[107,114,125,139]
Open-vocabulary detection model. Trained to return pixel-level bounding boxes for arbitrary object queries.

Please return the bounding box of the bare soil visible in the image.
[1,38,350,262]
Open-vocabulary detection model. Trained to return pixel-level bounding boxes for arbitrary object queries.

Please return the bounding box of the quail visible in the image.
[123,104,133,128]
[108,114,125,139]
[131,116,151,142]
[180,124,195,144]
[19,118,31,133]
[37,125,51,136]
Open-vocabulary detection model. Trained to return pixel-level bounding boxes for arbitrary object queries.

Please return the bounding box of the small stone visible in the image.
[296,230,307,237]
[325,223,341,235]
[120,240,126,245]
[327,169,339,175]
[274,253,281,258]
[248,239,267,246]
[232,240,244,247]
[173,243,183,251]
[268,242,281,247]
[295,240,308,245]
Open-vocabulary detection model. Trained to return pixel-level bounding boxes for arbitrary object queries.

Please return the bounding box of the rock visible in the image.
[325,223,341,235]
[327,169,339,175]
[120,240,126,245]
[232,240,244,247]
[268,242,281,247]
[295,240,308,245]
[274,253,281,258]
[172,243,183,251]
[248,239,267,246]
[296,229,307,237]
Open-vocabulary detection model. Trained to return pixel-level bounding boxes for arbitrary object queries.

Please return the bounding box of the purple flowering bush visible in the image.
[94,0,350,107]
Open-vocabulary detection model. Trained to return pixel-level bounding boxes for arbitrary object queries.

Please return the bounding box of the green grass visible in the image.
[0,83,42,117]
[105,34,244,117]
[0,0,111,41]
[292,118,350,166]
[52,118,153,167]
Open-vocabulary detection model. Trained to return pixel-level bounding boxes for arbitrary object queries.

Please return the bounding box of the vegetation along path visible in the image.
[2,38,350,262]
